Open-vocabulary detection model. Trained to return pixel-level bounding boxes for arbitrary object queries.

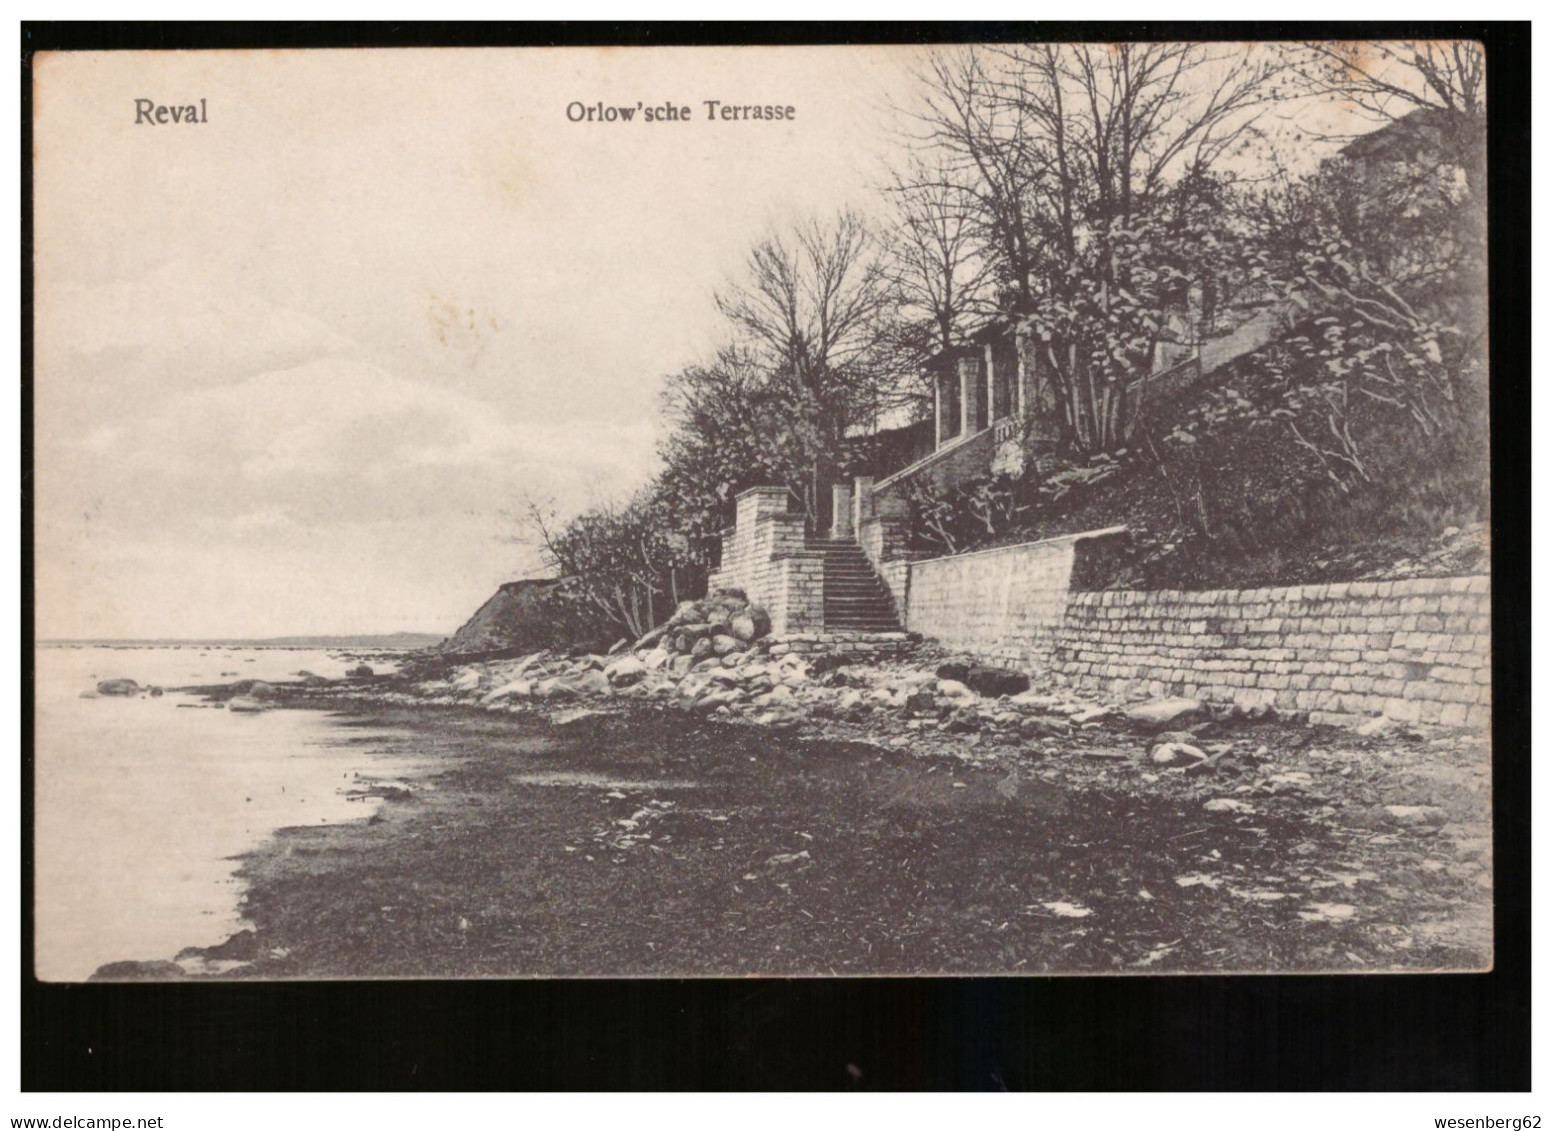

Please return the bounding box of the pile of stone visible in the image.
[631,589,774,675]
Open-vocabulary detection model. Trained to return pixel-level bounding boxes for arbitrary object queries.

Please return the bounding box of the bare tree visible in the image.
[903,42,1284,452]
[1290,41,1487,226]
[714,210,903,524]
[884,154,996,358]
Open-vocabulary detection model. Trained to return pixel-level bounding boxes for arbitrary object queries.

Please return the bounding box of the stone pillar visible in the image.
[852,476,875,534]
[958,355,982,436]
[736,485,793,527]
[830,483,852,540]
[934,373,945,448]
[984,342,997,422]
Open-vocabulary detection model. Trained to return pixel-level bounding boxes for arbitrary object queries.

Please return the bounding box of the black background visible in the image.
[20,20,1531,1092]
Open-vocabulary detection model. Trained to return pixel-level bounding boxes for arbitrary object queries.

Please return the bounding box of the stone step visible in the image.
[805,538,902,631]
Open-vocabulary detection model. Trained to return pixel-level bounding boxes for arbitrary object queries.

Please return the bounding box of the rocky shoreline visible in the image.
[86,608,1495,980]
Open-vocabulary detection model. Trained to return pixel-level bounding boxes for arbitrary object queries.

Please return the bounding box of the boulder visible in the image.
[484,679,534,702]
[935,661,971,683]
[1203,798,1255,814]
[1019,715,1067,740]
[690,637,715,662]
[227,697,266,713]
[711,634,742,656]
[678,622,714,643]
[300,673,330,687]
[632,623,670,652]
[1383,805,1448,827]
[731,605,772,641]
[1124,698,1208,732]
[532,677,578,701]
[964,665,1030,699]
[96,679,139,697]
[1008,690,1062,711]
[641,647,670,671]
[935,679,977,703]
[942,705,981,734]
[753,684,796,708]
[720,653,744,668]
[1149,742,1207,766]
[574,670,612,697]
[903,689,938,718]
[450,670,482,693]
[667,600,706,627]
[669,655,695,677]
[348,664,375,678]
[604,655,647,687]
[810,653,851,677]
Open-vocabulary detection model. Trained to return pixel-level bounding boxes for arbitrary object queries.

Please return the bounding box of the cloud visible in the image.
[37,259,357,398]
[37,353,661,635]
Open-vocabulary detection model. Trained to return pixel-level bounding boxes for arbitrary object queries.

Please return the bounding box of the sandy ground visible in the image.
[143,694,1493,979]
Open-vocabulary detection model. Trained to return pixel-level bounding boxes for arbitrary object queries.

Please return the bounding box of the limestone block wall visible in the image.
[1053,577,1491,729]
[905,535,1085,666]
[898,527,1490,728]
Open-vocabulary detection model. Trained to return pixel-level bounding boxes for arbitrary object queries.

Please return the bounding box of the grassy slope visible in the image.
[980,401,1489,591]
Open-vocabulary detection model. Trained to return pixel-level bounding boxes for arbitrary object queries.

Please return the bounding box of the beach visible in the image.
[78,653,1494,979]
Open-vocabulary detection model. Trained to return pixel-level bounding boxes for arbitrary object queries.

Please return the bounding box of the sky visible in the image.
[30,43,1393,640]
[32,46,919,638]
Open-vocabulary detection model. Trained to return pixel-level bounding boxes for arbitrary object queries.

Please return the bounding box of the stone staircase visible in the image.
[809,538,903,632]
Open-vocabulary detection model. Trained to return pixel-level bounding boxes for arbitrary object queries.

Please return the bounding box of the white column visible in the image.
[934,373,944,448]
[985,342,997,421]
[958,355,981,436]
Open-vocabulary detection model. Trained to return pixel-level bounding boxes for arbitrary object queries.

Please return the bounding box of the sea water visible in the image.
[33,644,419,981]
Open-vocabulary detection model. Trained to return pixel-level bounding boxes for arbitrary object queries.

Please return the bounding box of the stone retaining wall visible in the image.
[766,631,916,660]
[1053,577,1491,729]
[903,528,1128,667]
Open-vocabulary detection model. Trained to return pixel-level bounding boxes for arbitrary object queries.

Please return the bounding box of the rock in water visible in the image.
[964,665,1031,698]
[1124,698,1207,732]
[96,679,139,696]
[227,696,266,713]
[348,664,374,678]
